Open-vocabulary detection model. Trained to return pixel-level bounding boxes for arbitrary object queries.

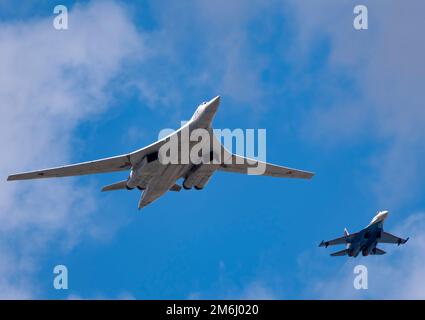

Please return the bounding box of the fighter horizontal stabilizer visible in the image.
[372,248,386,255]
[330,249,349,257]
[102,180,128,192]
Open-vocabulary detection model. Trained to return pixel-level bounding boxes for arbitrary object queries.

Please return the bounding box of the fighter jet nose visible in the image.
[381,210,389,218]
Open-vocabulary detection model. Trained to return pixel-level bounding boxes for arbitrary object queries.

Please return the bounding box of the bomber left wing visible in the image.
[378,232,409,245]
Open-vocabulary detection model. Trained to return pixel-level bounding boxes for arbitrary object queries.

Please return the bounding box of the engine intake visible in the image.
[127,152,158,189]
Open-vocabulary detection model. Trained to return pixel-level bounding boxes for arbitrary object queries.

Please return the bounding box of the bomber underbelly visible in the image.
[145,164,187,194]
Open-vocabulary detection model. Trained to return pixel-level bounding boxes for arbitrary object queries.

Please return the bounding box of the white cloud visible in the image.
[236,281,279,300]
[133,0,280,108]
[288,0,425,207]
[187,260,280,299]
[0,1,142,298]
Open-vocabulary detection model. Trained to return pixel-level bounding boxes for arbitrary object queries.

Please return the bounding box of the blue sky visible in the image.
[1,0,424,299]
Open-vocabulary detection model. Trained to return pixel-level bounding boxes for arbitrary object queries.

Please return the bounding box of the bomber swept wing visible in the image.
[218,154,314,179]
[214,136,314,179]
[7,129,174,181]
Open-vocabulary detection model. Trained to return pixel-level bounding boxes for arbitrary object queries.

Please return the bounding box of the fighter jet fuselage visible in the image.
[346,220,384,257]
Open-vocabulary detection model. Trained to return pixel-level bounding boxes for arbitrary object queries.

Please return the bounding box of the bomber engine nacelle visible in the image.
[127,152,158,189]
[183,164,215,190]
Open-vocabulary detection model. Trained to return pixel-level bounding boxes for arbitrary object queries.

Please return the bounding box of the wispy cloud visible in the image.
[288,0,425,207]
[187,260,281,300]
[0,1,143,298]
[133,0,289,109]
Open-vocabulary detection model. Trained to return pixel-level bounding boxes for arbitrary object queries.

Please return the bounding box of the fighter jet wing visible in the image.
[378,232,409,245]
[7,138,167,181]
[319,233,358,247]
[218,154,314,179]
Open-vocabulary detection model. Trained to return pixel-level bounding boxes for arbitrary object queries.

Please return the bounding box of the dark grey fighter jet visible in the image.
[319,211,409,257]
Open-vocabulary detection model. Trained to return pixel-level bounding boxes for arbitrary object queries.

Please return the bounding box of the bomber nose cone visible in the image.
[209,95,221,106]
[204,95,221,118]
[207,95,221,113]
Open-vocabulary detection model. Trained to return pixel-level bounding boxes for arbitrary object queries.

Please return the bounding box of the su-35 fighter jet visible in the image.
[319,211,409,257]
[7,96,314,209]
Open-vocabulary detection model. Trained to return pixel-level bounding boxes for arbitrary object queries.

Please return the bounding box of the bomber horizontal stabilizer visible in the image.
[102,180,129,192]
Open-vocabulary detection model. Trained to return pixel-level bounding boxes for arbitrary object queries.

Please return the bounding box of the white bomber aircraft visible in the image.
[7,96,314,209]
